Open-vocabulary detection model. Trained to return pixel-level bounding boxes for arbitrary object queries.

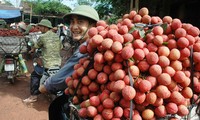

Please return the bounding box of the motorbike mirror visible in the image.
[28,41,34,46]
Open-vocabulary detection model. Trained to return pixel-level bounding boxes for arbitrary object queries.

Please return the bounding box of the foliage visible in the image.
[25,0,71,16]
[95,0,130,24]
[94,0,169,24]
[77,0,96,6]
[4,0,13,5]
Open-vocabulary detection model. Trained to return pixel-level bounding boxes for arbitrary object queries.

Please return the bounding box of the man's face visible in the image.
[69,15,90,42]
[39,26,48,33]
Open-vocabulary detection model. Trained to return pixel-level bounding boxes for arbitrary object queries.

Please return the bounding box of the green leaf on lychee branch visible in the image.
[139,29,145,38]
[128,26,137,33]
[128,57,135,62]
[129,24,145,33]
[162,42,168,46]
[124,41,133,46]
[161,23,168,32]
[145,29,152,35]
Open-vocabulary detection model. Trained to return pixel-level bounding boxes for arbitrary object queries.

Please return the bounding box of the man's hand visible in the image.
[39,85,48,93]
[28,48,36,54]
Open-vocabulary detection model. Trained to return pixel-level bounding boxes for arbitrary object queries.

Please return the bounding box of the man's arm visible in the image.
[40,49,88,94]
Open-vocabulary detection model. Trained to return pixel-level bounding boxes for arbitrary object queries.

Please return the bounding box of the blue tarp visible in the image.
[0,10,21,19]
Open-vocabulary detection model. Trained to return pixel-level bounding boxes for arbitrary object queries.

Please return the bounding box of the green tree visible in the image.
[95,0,130,24]
[96,0,130,17]
[24,0,71,16]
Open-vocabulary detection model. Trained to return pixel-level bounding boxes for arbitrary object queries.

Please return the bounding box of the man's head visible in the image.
[24,18,30,25]
[63,5,99,43]
[0,19,7,28]
[37,19,53,33]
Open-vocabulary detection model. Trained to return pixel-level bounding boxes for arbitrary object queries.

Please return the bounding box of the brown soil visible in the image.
[0,59,49,120]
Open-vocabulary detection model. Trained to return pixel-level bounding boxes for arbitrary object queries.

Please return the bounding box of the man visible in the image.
[23,19,63,103]
[38,5,99,120]
[57,23,68,38]
[39,5,99,94]
[24,18,30,25]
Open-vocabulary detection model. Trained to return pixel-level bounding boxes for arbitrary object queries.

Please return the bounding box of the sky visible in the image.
[62,0,77,9]
[6,0,77,9]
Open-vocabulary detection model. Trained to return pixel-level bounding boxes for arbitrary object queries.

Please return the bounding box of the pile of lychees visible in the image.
[64,7,200,120]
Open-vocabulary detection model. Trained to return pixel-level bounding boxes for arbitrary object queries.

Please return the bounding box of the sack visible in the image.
[63,102,80,120]
[49,94,69,120]
[48,94,87,120]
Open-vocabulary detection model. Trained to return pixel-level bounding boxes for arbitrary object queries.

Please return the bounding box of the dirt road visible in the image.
[0,59,50,120]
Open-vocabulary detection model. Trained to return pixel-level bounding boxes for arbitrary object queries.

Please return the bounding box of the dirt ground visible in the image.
[0,60,49,120]
[0,50,69,120]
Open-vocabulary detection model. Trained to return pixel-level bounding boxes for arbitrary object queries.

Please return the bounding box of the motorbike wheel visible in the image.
[7,71,15,84]
[10,77,15,84]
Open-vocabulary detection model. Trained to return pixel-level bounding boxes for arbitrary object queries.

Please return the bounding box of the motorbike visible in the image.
[0,37,27,84]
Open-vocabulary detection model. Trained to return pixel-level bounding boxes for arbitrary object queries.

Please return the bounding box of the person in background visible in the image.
[23,19,63,103]
[24,23,39,60]
[0,19,7,28]
[23,18,35,35]
[38,5,99,119]
[57,23,71,46]
[57,23,72,65]
[57,23,68,39]
[24,23,36,35]
[10,22,17,29]
[24,18,30,25]
[17,22,27,34]
[23,18,41,35]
